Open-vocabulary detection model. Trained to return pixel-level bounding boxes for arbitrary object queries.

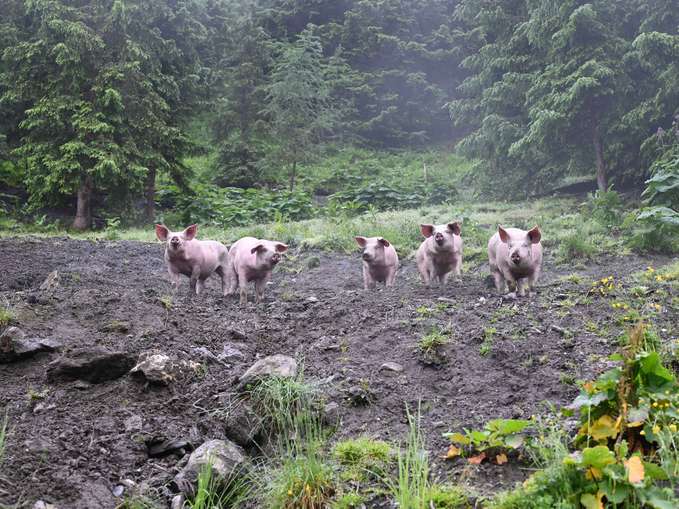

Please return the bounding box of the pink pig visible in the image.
[354,236,399,289]
[155,224,230,295]
[487,226,542,297]
[416,222,463,286]
[227,236,288,304]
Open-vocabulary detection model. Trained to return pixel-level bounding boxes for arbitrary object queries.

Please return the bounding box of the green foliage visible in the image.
[444,419,532,457]
[587,189,624,227]
[186,459,251,509]
[0,412,7,468]
[159,183,315,227]
[426,485,469,509]
[333,437,392,482]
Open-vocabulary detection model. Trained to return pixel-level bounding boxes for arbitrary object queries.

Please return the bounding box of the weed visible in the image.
[444,419,532,460]
[158,295,173,310]
[417,327,449,355]
[0,412,7,467]
[426,484,470,508]
[384,407,430,509]
[331,491,364,509]
[333,437,392,482]
[0,305,14,327]
[561,273,582,285]
[185,459,251,509]
[479,327,497,356]
[558,233,597,262]
[115,495,162,509]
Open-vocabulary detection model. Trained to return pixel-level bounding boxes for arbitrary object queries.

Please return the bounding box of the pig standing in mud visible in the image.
[487,226,542,297]
[155,224,230,296]
[416,222,463,286]
[354,236,399,289]
[227,237,288,304]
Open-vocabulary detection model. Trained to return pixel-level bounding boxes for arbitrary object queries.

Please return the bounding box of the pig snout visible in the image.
[170,236,180,249]
[510,252,521,265]
[434,232,444,245]
[271,252,281,264]
[362,251,372,261]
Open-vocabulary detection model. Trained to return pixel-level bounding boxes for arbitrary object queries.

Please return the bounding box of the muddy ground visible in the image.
[0,236,676,508]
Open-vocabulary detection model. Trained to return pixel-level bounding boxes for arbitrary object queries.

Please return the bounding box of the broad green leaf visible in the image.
[581,446,616,470]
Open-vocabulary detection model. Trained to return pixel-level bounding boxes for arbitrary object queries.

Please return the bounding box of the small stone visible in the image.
[99,320,130,333]
[191,346,222,364]
[74,380,92,390]
[0,327,62,363]
[174,439,246,496]
[322,401,341,427]
[33,402,56,414]
[237,355,297,390]
[47,347,135,383]
[307,296,319,303]
[33,501,57,509]
[218,343,246,362]
[120,479,136,489]
[147,438,192,458]
[171,494,185,509]
[130,352,198,385]
[39,270,60,291]
[223,400,262,447]
[379,362,404,373]
[124,415,143,433]
[111,485,124,497]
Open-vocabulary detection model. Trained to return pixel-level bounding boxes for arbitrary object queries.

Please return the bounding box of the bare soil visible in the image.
[0,236,676,508]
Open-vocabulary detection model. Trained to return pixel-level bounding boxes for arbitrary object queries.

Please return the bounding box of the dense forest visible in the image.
[0,0,678,230]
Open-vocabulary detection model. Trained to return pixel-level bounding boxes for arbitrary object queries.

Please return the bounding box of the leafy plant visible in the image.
[444,419,532,463]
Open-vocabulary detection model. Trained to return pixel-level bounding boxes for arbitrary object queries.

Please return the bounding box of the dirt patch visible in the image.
[0,237,675,507]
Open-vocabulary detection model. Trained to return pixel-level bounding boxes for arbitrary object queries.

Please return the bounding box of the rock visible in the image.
[345,384,375,406]
[33,501,57,509]
[307,296,319,303]
[218,342,246,362]
[192,346,223,365]
[174,439,246,496]
[47,347,135,384]
[73,480,116,509]
[123,415,143,433]
[33,402,56,414]
[111,485,124,497]
[237,354,297,390]
[130,352,200,385]
[0,327,62,363]
[39,270,59,291]
[379,362,404,373]
[171,494,185,509]
[223,400,262,447]
[147,438,193,458]
[99,320,130,333]
[322,401,341,427]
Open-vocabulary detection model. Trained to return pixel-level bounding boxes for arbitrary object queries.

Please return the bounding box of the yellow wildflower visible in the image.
[653,425,661,434]
[670,424,677,433]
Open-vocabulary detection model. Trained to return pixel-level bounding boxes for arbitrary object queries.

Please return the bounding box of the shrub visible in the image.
[587,188,624,226]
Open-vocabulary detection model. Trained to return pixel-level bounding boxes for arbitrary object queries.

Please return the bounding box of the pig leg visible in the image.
[238,271,249,305]
[419,264,432,287]
[255,273,271,303]
[226,263,238,296]
[216,265,230,296]
[363,265,376,290]
[168,267,181,293]
[500,268,517,298]
[386,268,396,287]
[526,267,540,296]
[516,278,529,297]
[189,267,201,295]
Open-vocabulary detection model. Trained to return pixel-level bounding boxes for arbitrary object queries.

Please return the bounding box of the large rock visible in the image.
[237,354,297,390]
[130,352,200,385]
[223,400,263,447]
[47,347,135,384]
[174,439,246,495]
[0,327,61,363]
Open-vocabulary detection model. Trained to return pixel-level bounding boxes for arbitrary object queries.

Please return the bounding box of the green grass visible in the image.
[333,437,392,482]
[0,197,625,262]
[0,305,14,327]
[384,408,431,509]
[479,327,497,356]
[185,459,251,509]
[417,327,450,356]
[0,413,7,468]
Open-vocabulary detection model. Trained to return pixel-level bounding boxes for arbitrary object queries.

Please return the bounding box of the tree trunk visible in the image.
[289,159,297,192]
[593,124,607,192]
[72,174,93,231]
[144,165,157,223]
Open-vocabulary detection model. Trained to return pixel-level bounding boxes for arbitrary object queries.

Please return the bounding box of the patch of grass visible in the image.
[0,305,14,327]
[384,408,430,509]
[331,491,364,509]
[557,233,597,262]
[479,327,497,356]
[0,413,7,467]
[417,327,450,355]
[185,459,251,509]
[333,437,392,482]
[426,484,470,508]
[115,495,162,509]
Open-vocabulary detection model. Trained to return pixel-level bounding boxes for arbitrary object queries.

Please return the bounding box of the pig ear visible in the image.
[183,224,197,241]
[250,243,265,254]
[378,237,390,247]
[275,243,288,253]
[447,222,461,236]
[155,224,169,242]
[420,224,434,238]
[355,236,367,248]
[498,226,510,243]
[527,226,541,244]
